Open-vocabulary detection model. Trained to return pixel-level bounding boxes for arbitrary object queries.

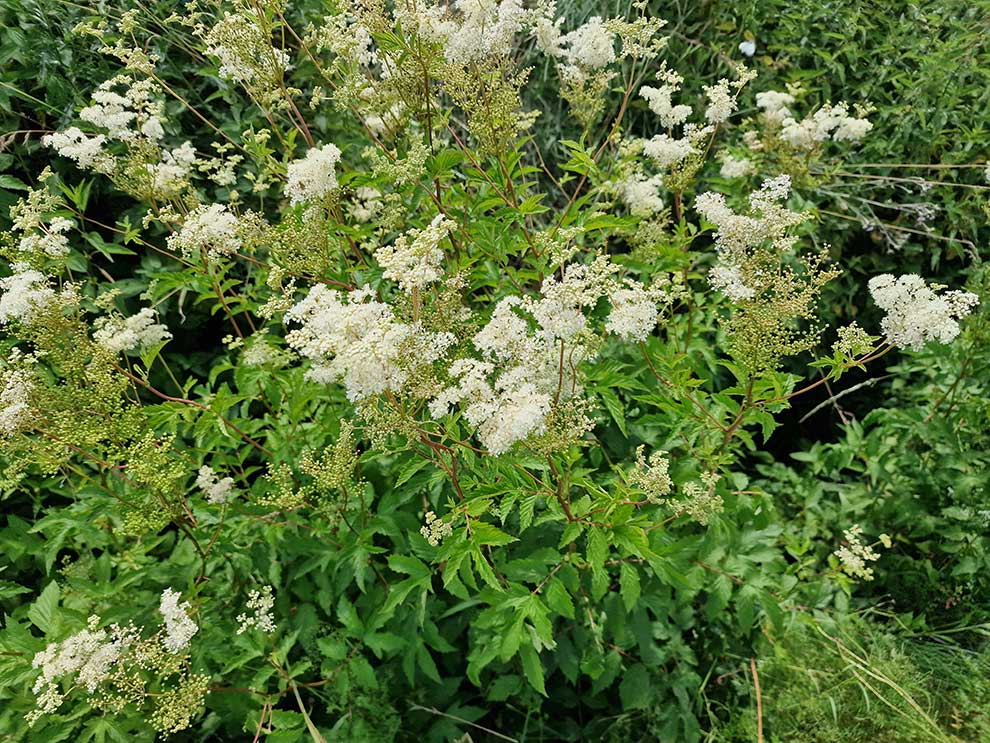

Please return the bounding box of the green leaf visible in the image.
[559,521,584,548]
[544,577,575,619]
[395,457,429,487]
[0,174,29,191]
[587,528,609,600]
[599,387,628,436]
[28,581,60,635]
[619,562,641,613]
[487,674,522,702]
[518,643,547,696]
[388,555,431,580]
[619,663,652,710]
[0,580,30,599]
[470,522,517,547]
[518,491,537,531]
[417,643,442,683]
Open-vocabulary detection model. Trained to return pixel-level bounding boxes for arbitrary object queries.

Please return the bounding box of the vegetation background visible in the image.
[0,0,988,741]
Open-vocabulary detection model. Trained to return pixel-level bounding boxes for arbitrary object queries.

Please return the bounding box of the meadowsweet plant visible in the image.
[0,0,981,739]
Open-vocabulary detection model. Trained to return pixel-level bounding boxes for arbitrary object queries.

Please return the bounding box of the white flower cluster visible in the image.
[27,616,140,726]
[615,172,665,217]
[605,280,669,341]
[145,141,198,195]
[557,16,615,69]
[374,215,456,292]
[695,176,797,238]
[535,11,618,92]
[833,525,886,581]
[317,15,379,68]
[42,128,114,173]
[425,0,527,65]
[0,266,57,324]
[641,128,706,169]
[44,75,198,196]
[675,472,724,525]
[718,154,754,179]
[757,92,873,148]
[349,187,383,223]
[708,263,756,301]
[196,465,237,505]
[429,258,667,454]
[832,322,873,358]
[637,64,750,173]
[420,510,453,546]
[627,446,673,504]
[17,216,73,259]
[204,12,292,85]
[868,274,979,350]
[0,353,36,437]
[703,78,737,124]
[159,588,198,653]
[168,203,243,260]
[79,76,163,143]
[236,585,276,634]
[430,355,552,456]
[284,285,455,402]
[93,307,172,354]
[285,143,342,206]
[755,90,796,123]
[639,67,692,129]
[695,175,804,300]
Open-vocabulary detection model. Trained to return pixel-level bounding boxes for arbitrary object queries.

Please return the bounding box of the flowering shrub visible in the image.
[0,0,982,739]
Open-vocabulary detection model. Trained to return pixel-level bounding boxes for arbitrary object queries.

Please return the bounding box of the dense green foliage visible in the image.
[0,1,987,741]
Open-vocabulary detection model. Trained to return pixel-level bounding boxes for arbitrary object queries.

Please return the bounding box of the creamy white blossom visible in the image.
[168,203,242,260]
[196,465,237,505]
[442,0,527,64]
[432,358,552,455]
[430,257,639,454]
[236,586,276,634]
[695,175,803,256]
[615,172,664,216]
[605,282,663,341]
[43,127,115,173]
[145,141,197,195]
[159,588,198,653]
[420,510,454,546]
[286,143,342,205]
[640,79,692,129]
[559,16,615,69]
[285,285,455,401]
[703,79,736,123]
[349,186,382,222]
[709,263,756,301]
[533,12,563,56]
[719,154,754,179]
[93,307,171,354]
[779,103,872,149]
[205,12,292,85]
[755,90,795,123]
[27,616,139,725]
[76,76,166,146]
[833,116,873,141]
[642,133,696,168]
[374,215,455,292]
[0,266,57,324]
[833,525,882,581]
[868,274,978,350]
[17,216,73,259]
[0,364,34,437]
